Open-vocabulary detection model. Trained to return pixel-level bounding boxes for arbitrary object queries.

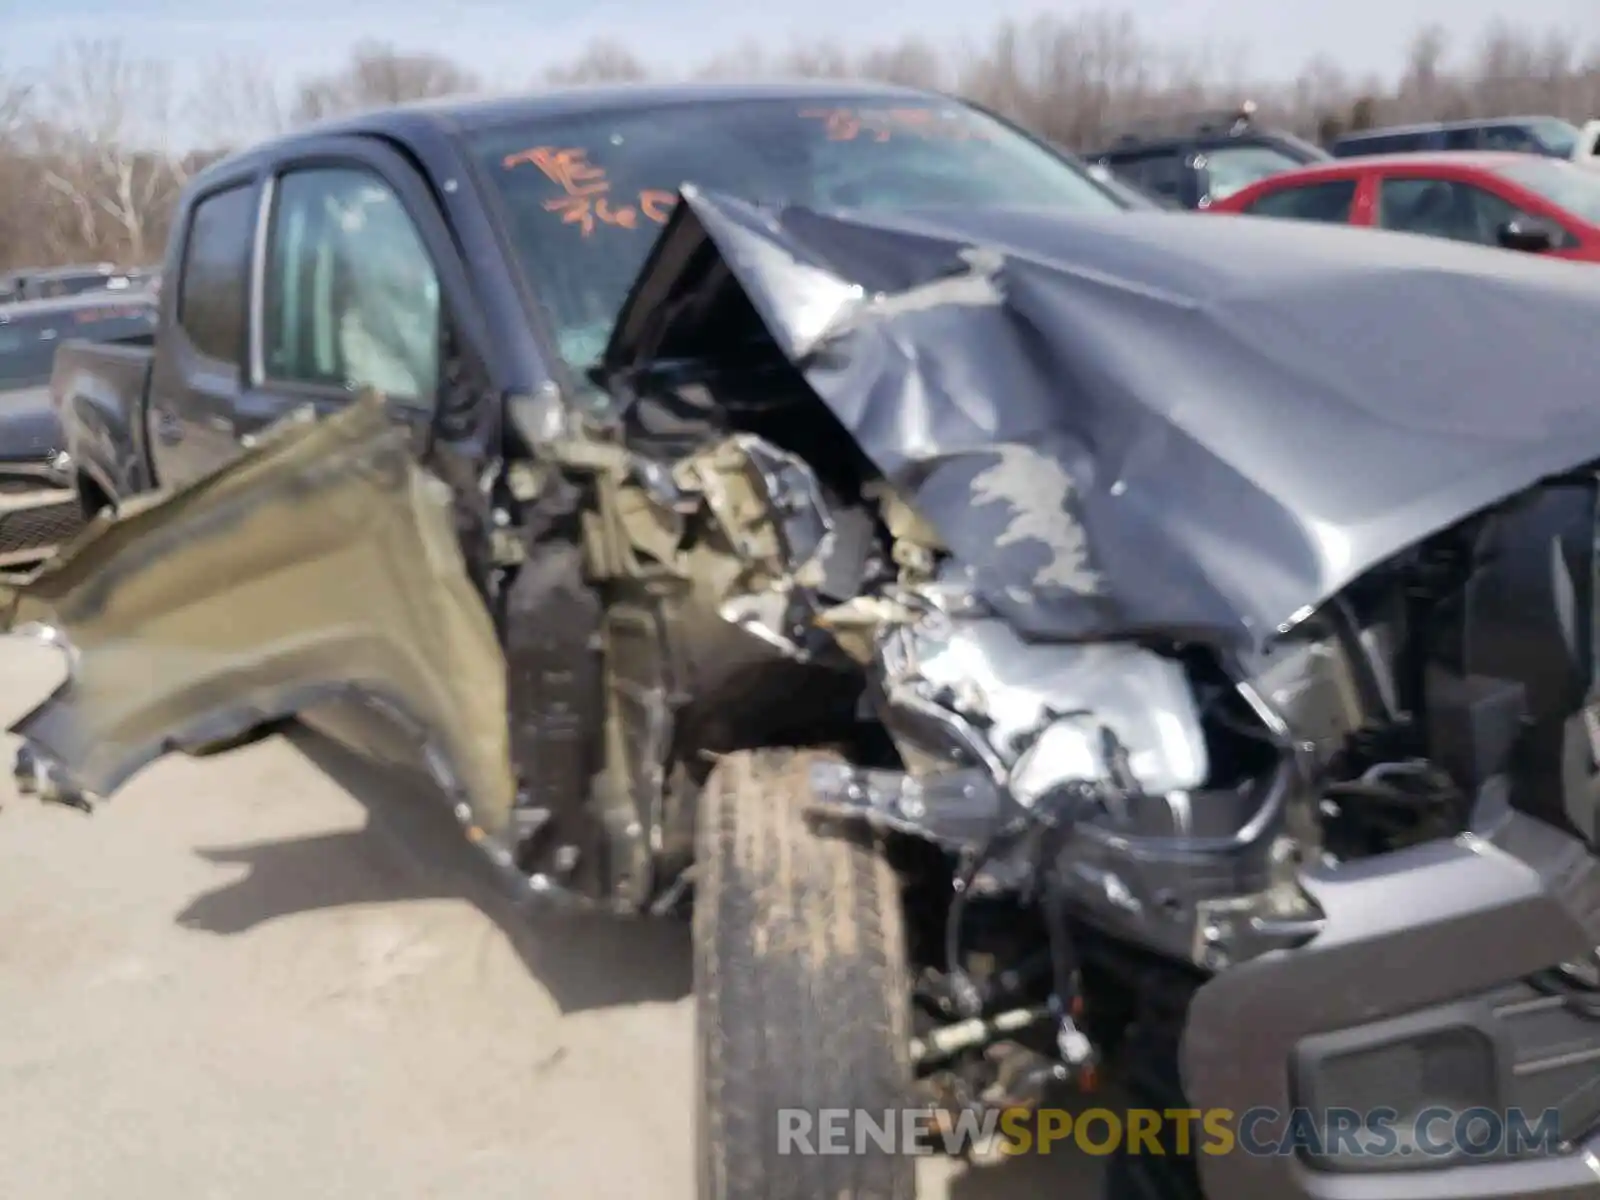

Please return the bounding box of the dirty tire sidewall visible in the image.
[694,749,915,1200]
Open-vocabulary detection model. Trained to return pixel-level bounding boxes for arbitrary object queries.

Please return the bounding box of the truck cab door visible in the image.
[229,156,452,458]
[155,140,502,580]
[3,140,518,869]
[2,391,519,861]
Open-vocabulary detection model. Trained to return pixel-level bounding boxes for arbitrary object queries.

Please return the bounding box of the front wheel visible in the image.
[694,748,916,1200]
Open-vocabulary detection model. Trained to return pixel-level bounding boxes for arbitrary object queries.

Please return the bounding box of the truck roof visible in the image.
[322,79,938,130]
[189,79,959,188]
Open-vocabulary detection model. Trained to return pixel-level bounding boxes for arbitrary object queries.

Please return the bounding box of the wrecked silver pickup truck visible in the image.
[10,83,1600,1200]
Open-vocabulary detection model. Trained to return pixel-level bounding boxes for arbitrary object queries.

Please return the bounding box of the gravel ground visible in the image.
[0,635,1098,1200]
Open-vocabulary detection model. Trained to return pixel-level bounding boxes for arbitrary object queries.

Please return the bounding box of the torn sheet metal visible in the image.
[605,186,1600,649]
[0,392,517,841]
[552,420,845,661]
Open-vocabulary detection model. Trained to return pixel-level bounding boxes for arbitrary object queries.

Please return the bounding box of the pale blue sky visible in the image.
[3,0,1592,101]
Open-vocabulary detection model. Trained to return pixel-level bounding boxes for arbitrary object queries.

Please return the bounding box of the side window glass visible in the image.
[177,183,256,366]
[1444,127,1480,150]
[1378,178,1473,242]
[263,167,440,407]
[1378,178,1540,247]
[1110,153,1182,200]
[1243,180,1357,223]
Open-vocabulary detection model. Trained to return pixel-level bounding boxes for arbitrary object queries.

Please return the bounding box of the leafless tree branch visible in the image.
[6,17,1600,270]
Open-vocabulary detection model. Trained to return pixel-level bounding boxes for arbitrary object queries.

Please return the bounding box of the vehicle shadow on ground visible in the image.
[172,726,693,1014]
[166,726,1106,1198]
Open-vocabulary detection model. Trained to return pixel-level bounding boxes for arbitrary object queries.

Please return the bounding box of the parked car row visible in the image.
[1077,104,1600,264]
[1209,151,1600,259]
[1087,107,1600,215]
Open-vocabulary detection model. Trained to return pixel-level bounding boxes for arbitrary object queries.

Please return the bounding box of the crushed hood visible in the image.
[603,188,1600,651]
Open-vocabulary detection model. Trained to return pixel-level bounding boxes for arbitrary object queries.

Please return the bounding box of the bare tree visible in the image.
[28,39,189,265]
[292,41,481,124]
[189,52,290,152]
[543,39,650,85]
[0,65,31,138]
[9,14,1600,269]
[853,38,947,89]
[0,63,41,268]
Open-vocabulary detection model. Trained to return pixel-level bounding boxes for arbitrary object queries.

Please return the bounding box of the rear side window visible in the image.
[177,183,257,366]
[1107,152,1184,201]
[1243,179,1358,223]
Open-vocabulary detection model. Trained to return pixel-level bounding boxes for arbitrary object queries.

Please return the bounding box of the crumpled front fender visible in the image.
[1,392,517,848]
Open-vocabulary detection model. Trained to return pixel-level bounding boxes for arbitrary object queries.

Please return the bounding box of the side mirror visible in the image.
[1497,218,1557,253]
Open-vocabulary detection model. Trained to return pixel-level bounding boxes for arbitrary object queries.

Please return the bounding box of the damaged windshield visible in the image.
[467,96,1125,372]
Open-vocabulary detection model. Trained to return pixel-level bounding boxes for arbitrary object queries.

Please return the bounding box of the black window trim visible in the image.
[251,153,447,407]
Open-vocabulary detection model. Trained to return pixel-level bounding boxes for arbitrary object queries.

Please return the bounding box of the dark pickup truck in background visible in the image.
[0,291,155,566]
[1085,103,1330,208]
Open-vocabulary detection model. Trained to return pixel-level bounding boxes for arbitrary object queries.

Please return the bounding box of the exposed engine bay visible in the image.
[502,360,1600,1132]
[487,191,1600,1132]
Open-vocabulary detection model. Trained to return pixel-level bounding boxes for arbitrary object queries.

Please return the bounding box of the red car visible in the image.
[1207,151,1600,262]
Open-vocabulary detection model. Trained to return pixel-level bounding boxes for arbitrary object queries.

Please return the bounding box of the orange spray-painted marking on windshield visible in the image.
[639,190,677,223]
[800,108,863,141]
[503,145,608,195]
[798,107,993,142]
[503,145,679,236]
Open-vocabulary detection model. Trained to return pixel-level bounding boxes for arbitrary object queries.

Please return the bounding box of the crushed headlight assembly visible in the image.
[876,594,1209,802]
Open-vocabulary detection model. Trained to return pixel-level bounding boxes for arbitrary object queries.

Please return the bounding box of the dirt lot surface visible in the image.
[0,635,1099,1199]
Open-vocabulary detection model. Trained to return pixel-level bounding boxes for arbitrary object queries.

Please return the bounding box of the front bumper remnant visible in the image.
[1183,785,1600,1200]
